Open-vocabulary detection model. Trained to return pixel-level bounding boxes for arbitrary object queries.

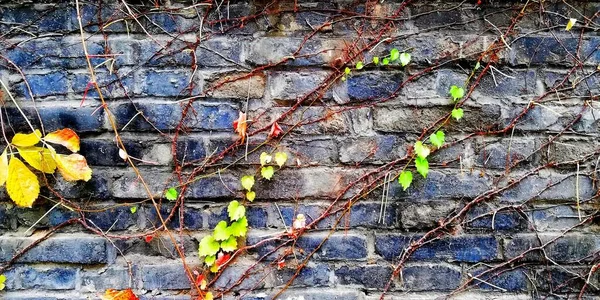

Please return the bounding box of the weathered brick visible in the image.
[138,69,200,97]
[504,234,600,262]
[246,38,344,67]
[269,263,331,288]
[80,266,132,292]
[4,105,105,133]
[339,135,406,164]
[387,170,493,200]
[465,205,523,231]
[376,234,499,262]
[401,264,462,291]
[5,266,77,290]
[498,171,595,203]
[141,263,193,290]
[469,267,529,292]
[400,201,459,230]
[267,71,332,101]
[206,72,265,99]
[334,264,393,289]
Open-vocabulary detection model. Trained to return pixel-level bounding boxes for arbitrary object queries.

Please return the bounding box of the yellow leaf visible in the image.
[44,128,80,152]
[6,157,40,208]
[17,146,56,173]
[12,129,41,147]
[54,153,92,181]
[205,292,214,300]
[0,148,8,186]
[101,289,139,300]
[566,18,577,31]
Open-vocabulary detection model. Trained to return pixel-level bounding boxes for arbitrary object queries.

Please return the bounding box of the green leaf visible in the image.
[228,200,246,222]
[415,156,429,178]
[429,131,445,148]
[344,67,351,74]
[213,220,231,241]
[474,62,480,70]
[390,48,400,61]
[261,166,274,180]
[414,141,430,159]
[229,216,248,237]
[260,152,272,166]
[246,191,256,202]
[452,108,464,121]
[241,175,255,191]
[221,236,238,252]
[356,61,364,70]
[165,187,178,201]
[399,52,411,66]
[382,58,390,65]
[449,85,465,101]
[274,152,288,167]
[398,171,413,191]
[130,206,137,214]
[372,56,379,65]
[566,18,577,31]
[204,255,216,266]
[198,235,221,257]
[341,76,347,82]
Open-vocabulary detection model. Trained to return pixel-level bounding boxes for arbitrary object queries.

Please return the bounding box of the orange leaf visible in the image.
[101,289,139,300]
[44,129,80,152]
[54,153,92,181]
[233,112,247,143]
[268,122,282,138]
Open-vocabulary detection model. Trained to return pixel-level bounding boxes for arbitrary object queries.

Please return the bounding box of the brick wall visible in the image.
[0,0,599,299]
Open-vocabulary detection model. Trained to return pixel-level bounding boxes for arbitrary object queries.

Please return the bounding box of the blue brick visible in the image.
[246,206,268,228]
[60,37,106,68]
[52,170,110,200]
[6,39,63,69]
[72,71,134,99]
[347,72,403,100]
[185,172,238,199]
[477,70,538,97]
[5,106,105,133]
[0,236,109,264]
[282,138,338,165]
[80,139,143,166]
[2,6,70,33]
[113,102,237,132]
[182,207,203,230]
[295,234,368,260]
[402,264,461,291]
[81,266,132,291]
[145,204,180,230]
[471,268,528,292]
[83,206,137,231]
[140,70,199,97]
[376,234,499,262]
[466,205,523,231]
[213,265,266,291]
[388,170,492,200]
[138,40,194,67]
[72,4,127,32]
[271,263,331,287]
[19,72,68,97]
[197,38,244,67]
[176,139,206,163]
[534,267,589,293]
[5,266,77,290]
[510,37,579,65]
[334,264,393,289]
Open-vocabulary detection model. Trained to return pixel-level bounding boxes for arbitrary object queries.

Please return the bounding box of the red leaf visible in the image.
[268,122,283,138]
[215,252,231,267]
[144,235,154,243]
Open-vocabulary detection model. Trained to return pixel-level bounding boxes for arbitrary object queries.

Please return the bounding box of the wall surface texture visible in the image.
[0,0,600,299]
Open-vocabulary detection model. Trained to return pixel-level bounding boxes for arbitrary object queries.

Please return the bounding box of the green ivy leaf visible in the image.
[341,76,346,81]
[414,141,430,159]
[246,191,256,202]
[399,52,411,66]
[228,200,246,222]
[429,131,445,148]
[449,85,465,101]
[198,235,220,257]
[415,156,429,178]
[474,61,481,70]
[261,166,274,180]
[130,206,137,214]
[221,236,237,252]
[382,58,390,65]
[274,152,288,167]
[260,152,272,166]
[398,171,413,191]
[356,61,364,70]
[213,220,231,241]
[390,48,400,61]
[373,56,379,65]
[229,216,248,237]
[344,67,351,74]
[204,255,216,266]
[165,187,178,201]
[452,108,464,121]
[241,175,255,191]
